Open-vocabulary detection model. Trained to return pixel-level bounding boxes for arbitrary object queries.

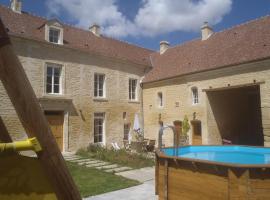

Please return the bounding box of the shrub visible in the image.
[76,144,154,169]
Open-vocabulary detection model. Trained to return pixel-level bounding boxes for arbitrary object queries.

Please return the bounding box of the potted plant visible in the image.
[180,115,190,145]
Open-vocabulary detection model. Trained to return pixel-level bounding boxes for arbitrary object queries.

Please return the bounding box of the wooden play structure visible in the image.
[0,18,81,200]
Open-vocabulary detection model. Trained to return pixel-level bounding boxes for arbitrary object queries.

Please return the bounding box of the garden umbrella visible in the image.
[133,113,141,134]
[128,128,132,144]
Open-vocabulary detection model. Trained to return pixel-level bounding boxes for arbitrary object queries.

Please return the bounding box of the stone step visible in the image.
[105,167,132,173]
[86,162,109,168]
[65,157,82,161]
[70,158,94,163]
[96,164,119,170]
[63,154,79,158]
[77,160,103,165]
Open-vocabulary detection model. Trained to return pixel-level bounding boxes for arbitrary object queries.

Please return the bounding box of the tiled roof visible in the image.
[144,16,270,83]
[0,5,153,66]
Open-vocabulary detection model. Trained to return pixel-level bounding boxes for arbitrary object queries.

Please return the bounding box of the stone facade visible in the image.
[143,59,270,147]
[0,36,146,152]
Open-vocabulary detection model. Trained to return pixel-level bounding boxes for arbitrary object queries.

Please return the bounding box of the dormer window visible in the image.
[45,19,63,45]
[49,28,60,44]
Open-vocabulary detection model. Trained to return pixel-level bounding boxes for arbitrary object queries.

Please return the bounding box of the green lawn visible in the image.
[76,146,155,169]
[67,162,140,197]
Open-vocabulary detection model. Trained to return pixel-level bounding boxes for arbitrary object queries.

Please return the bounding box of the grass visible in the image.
[76,145,155,169]
[67,162,140,197]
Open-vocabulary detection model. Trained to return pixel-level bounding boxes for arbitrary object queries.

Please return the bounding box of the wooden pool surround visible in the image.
[156,147,270,200]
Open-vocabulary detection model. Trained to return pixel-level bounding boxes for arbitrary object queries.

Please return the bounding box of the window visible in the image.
[123,123,131,140]
[49,28,60,44]
[94,113,105,143]
[129,79,137,100]
[94,73,105,98]
[46,64,62,94]
[192,87,199,105]
[157,92,163,107]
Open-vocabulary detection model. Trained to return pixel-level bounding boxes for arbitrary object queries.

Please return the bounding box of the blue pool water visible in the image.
[162,146,270,165]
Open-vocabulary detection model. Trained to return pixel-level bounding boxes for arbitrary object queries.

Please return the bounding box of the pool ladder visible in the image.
[158,123,179,156]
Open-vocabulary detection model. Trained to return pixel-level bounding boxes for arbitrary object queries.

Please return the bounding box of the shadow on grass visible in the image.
[67,162,140,198]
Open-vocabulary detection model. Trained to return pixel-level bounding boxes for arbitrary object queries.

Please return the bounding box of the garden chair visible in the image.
[222,139,232,145]
[111,142,121,150]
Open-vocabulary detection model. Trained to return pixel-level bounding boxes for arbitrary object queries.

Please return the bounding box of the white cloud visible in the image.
[46,0,232,37]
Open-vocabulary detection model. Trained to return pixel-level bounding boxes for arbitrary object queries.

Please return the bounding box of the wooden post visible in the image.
[0,117,12,142]
[0,19,81,200]
[155,153,159,195]
[164,160,168,200]
[228,168,249,200]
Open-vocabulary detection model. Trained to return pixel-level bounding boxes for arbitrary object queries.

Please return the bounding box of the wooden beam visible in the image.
[0,117,13,143]
[202,81,265,92]
[0,19,81,200]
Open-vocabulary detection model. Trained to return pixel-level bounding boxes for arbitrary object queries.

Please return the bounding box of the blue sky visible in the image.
[1,0,270,50]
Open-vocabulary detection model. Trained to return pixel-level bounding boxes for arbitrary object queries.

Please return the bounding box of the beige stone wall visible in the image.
[0,36,145,152]
[143,59,270,147]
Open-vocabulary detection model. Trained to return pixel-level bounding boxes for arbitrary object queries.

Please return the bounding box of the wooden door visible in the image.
[45,111,64,151]
[192,121,202,145]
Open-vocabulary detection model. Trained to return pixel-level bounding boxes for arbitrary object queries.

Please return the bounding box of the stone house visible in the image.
[1,1,270,152]
[0,2,153,152]
[143,18,270,147]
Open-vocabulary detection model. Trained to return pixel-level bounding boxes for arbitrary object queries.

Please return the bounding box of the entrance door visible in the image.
[45,111,64,151]
[192,120,202,145]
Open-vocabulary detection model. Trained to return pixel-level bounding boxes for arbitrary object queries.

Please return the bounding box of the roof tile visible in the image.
[0,5,153,66]
[144,16,270,83]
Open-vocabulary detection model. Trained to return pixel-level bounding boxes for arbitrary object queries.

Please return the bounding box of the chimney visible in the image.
[10,0,22,13]
[89,24,100,37]
[201,22,213,40]
[160,41,170,54]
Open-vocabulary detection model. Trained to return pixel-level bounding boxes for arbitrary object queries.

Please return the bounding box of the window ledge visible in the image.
[42,94,67,98]
[49,42,63,45]
[128,100,140,104]
[93,97,108,102]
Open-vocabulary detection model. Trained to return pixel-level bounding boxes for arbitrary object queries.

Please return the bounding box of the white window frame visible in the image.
[94,113,106,145]
[129,78,138,101]
[94,73,106,98]
[49,27,61,44]
[192,87,199,105]
[45,21,63,45]
[157,92,163,108]
[46,63,62,95]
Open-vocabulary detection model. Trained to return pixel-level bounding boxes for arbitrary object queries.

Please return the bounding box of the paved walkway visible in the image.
[63,153,133,173]
[84,180,157,200]
[116,167,154,182]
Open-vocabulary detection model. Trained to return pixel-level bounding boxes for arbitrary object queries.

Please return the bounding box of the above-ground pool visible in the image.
[156,145,270,200]
[162,146,270,165]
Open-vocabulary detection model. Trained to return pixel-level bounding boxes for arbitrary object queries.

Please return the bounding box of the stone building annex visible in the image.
[1,1,270,152]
